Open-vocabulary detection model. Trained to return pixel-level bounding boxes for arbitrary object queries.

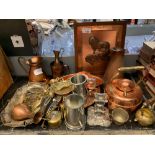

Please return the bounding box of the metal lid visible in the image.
[114,79,135,92]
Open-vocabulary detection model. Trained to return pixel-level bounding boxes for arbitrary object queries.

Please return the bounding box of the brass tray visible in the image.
[55,85,74,95]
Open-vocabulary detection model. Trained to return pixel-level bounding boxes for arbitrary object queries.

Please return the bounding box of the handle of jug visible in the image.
[18,56,29,73]
[63,64,70,75]
[60,48,64,59]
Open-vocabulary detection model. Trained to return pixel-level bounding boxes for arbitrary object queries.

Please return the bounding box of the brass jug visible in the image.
[18,56,48,82]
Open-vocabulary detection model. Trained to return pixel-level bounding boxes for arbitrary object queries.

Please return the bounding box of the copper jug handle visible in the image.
[18,56,29,73]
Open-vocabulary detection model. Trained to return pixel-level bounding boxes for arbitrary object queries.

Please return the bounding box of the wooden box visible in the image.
[0,46,13,99]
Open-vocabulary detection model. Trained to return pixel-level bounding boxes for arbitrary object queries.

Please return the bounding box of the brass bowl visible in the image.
[135,108,155,127]
[112,108,129,125]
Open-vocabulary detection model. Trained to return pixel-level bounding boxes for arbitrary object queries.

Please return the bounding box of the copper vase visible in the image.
[50,50,64,79]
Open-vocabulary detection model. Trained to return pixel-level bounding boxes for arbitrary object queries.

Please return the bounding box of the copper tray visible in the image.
[62,71,103,87]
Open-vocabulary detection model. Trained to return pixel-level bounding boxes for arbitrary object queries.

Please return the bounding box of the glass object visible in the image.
[40,27,74,56]
[125,35,153,54]
[94,93,108,102]
[87,78,96,97]
[87,78,96,90]
[87,105,111,127]
[144,31,155,41]
[70,74,87,98]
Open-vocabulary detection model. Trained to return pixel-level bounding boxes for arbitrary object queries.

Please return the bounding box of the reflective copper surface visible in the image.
[105,79,143,111]
[18,56,48,82]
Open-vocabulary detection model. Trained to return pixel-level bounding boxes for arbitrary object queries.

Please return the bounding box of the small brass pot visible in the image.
[135,108,155,127]
[47,111,62,128]
[112,108,129,125]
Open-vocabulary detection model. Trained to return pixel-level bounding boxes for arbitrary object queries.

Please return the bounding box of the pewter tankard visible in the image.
[70,74,87,98]
[64,94,86,130]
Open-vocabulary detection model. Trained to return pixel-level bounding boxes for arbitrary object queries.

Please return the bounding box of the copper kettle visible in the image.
[105,66,145,111]
[18,56,48,82]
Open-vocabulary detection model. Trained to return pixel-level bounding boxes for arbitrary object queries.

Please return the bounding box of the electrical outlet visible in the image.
[11,35,24,47]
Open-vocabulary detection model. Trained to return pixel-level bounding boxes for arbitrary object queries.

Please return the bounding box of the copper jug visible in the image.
[50,49,64,79]
[18,56,48,82]
[103,47,124,84]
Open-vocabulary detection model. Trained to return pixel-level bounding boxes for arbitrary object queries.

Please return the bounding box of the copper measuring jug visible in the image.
[18,56,48,82]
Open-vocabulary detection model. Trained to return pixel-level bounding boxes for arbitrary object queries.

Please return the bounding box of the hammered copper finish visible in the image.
[105,79,143,111]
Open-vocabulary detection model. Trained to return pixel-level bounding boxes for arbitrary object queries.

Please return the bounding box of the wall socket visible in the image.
[11,35,24,47]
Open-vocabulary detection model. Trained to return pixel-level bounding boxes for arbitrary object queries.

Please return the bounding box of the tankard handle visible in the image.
[18,56,29,73]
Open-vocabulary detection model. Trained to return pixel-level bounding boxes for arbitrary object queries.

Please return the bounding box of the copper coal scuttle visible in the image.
[105,66,144,111]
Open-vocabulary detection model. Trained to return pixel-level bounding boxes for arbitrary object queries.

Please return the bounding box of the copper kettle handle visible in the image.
[110,66,145,82]
[18,56,29,73]
[118,66,145,72]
